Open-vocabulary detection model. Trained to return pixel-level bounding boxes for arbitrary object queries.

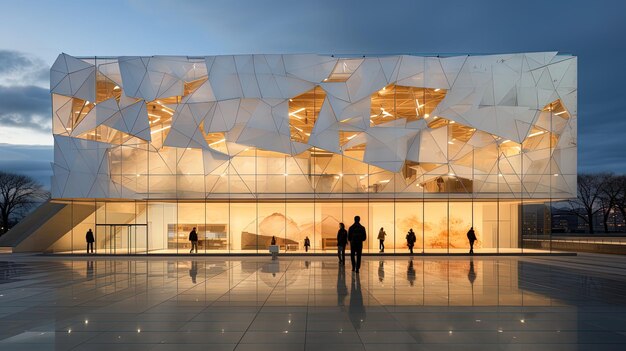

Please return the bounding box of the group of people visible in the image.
[85,220,478,256]
[336,215,367,273]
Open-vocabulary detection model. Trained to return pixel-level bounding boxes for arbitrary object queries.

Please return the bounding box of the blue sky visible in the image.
[1,0,625,187]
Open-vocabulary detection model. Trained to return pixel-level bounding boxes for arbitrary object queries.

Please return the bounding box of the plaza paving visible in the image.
[1,253,626,350]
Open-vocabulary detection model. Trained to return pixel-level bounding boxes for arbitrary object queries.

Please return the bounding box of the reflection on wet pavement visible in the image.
[1,254,626,350]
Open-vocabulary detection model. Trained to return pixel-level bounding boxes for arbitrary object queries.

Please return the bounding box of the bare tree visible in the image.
[599,173,621,233]
[0,171,49,234]
[614,175,626,229]
[567,173,607,234]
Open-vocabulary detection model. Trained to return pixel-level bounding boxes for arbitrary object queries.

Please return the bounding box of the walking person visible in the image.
[86,228,94,254]
[189,227,198,253]
[304,236,311,252]
[467,227,477,254]
[337,223,348,264]
[348,216,367,273]
[406,228,416,254]
[377,227,386,253]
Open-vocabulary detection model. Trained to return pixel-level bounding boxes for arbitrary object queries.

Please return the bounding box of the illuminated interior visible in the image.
[44,53,577,254]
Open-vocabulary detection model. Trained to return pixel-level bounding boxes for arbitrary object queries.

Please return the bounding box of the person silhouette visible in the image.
[378,261,385,283]
[271,236,276,246]
[337,223,348,264]
[348,216,367,273]
[467,227,477,254]
[377,227,386,253]
[407,259,416,286]
[406,229,416,254]
[189,261,198,284]
[85,229,95,254]
[304,236,311,252]
[189,227,198,254]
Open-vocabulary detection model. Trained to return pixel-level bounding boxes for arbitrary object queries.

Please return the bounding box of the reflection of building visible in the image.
[9,53,577,253]
[522,204,552,235]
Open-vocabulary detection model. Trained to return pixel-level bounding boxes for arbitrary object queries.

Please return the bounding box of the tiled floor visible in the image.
[1,254,626,350]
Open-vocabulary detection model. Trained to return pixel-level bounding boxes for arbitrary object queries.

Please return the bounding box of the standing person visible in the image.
[406,228,416,254]
[189,227,198,253]
[377,227,386,253]
[271,236,276,246]
[304,236,311,252]
[86,228,94,254]
[436,176,445,192]
[337,223,348,264]
[467,227,477,254]
[348,216,367,273]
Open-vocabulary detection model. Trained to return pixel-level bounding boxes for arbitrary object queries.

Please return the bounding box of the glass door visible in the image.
[95,224,148,254]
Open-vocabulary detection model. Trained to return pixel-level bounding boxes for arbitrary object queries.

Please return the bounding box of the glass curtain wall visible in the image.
[50,199,560,254]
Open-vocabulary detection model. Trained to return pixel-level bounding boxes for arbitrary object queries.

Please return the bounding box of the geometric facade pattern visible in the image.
[51,53,577,201]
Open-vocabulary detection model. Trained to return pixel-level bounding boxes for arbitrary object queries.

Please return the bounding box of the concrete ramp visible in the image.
[0,201,94,253]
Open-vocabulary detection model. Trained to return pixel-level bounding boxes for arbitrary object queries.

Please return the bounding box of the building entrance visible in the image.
[95,224,148,254]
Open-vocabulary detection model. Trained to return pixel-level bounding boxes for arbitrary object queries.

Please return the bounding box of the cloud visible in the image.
[0,50,51,134]
[0,144,53,189]
[0,50,48,87]
[0,85,51,132]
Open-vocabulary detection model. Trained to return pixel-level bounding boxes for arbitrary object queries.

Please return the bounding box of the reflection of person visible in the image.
[337,264,347,308]
[86,229,95,254]
[189,227,198,253]
[304,236,311,252]
[467,227,477,255]
[468,259,476,285]
[271,236,276,246]
[348,216,367,273]
[305,260,310,269]
[349,272,366,330]
[86,261,94,280]
[377,227,386,253]
[378,261,384,283]
[407,259,416,286]
[189,261,198,283]
[406,229,416,254]
[436,176,445,192]
[337,223,348,264]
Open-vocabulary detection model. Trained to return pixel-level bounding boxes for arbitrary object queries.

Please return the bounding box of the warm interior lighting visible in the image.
[289,108,305,115]
[208,138,225,146]
[347,134,357,140]
[150,125,171,134]
[527,130,546,138]
[161,108,174,115]
[113,85,120,90]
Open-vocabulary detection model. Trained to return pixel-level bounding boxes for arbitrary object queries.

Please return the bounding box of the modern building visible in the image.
[5,52,578,253]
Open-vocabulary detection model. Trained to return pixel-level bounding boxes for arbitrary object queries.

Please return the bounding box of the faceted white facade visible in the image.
[50,53,577,200]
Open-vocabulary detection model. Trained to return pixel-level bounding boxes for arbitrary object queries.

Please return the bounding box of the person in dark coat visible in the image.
[467,227,477,254]
[271,236,277,246]
[406,228,416,254]
[348,216,367,273]
[337,223,348,264]
[304,236,311,252]
[189,227,198,253]
[86,229,95,254]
